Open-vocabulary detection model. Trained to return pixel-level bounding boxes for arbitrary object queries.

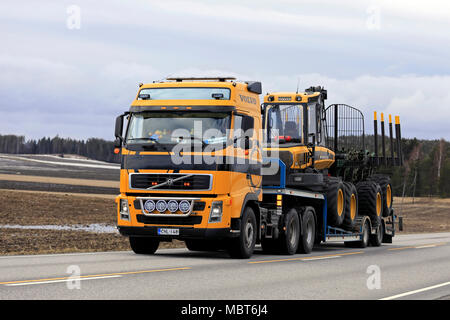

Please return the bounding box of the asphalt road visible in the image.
[0,232,449,300]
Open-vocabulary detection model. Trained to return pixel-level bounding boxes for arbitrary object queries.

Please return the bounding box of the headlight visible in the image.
[156,200,168,212]
[120,199,130,221]
[208,201,223,223]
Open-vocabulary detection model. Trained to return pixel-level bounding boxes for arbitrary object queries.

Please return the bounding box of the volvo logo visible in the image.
[166,178,174,186]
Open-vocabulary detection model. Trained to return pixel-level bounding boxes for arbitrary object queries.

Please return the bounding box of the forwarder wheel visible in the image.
[129,237,160,254]
[297,207,316,254]
[227,206,257,259]
[368,175,393,217]
[278,208,300,255]
[342,182,358,231]
[370,221,383,247]
[356,181,382,223]
[326,180,346,227]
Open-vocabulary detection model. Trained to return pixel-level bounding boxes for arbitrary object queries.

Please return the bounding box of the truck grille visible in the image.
[130,173,211,190]
[136,214,202,225]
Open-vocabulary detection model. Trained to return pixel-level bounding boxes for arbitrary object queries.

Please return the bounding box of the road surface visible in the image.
[0,232,449,300]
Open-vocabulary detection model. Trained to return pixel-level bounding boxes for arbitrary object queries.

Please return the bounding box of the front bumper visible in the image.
[117,226,239,240]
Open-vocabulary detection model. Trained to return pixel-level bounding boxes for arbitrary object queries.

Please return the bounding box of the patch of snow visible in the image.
[0,223,118,234]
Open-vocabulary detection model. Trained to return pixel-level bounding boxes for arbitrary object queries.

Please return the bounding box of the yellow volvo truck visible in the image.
[114,79,403,258]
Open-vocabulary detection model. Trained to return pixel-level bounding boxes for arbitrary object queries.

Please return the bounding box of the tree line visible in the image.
[0,134,119,163]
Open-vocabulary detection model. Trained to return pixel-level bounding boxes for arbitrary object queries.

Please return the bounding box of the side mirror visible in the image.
[115,115,124,144]
[241,136,253,150]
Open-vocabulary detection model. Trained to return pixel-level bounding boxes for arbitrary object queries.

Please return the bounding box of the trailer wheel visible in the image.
[129,237,160,254]
[298,207,316,254]
[356,181,383,220]
[227,206,257,259]
[357,219,370,248]
[278,208,300,255]
[368,175,393,217]
[342,182,358,231]
[370,221,383,247]
[326,180,346,227]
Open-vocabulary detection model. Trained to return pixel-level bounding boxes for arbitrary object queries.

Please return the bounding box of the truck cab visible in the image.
[114,77,263,257]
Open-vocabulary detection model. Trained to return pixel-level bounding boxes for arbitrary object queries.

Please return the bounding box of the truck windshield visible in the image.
[125,112,231,146]
[137,87,231,100]
[265,104,304,143]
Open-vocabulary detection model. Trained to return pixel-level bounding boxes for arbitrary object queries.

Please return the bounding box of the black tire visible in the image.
[129,237,160,254]
[342,182,358,231]
[277,208,300,255]
[227,207,257,259]
[370,221,383,247]
[368,175,393,217]
[185,240,219,252]
[298,207,316,254]
[326,180,346,227]
[345,219,370,248]
[356,181,382,224]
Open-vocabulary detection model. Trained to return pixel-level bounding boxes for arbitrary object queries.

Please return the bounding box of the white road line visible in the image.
[380,282,450,300]
[4,275,122,286]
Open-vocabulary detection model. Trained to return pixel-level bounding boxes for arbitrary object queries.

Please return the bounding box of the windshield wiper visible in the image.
[179,136,207,147]
[127,137,170,153]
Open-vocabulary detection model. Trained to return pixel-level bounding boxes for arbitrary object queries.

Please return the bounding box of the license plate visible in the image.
[157,228,179,236]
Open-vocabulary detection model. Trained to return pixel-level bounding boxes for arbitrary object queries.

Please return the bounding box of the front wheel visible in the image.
[227,207,257,259]
[129,237,160,254]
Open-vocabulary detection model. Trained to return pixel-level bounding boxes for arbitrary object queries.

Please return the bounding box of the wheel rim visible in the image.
[350,194,357,220]
[337,189,344,216]
[288,219,298,246]
[244,219,254,249]
[376,192,382,217]
[386,184,392,208]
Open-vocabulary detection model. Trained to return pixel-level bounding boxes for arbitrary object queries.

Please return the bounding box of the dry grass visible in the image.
[393,197,450,233]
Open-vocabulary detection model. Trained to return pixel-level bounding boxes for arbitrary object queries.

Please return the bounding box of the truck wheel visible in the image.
[228,206,257,259]
[370,221,383,247]
[129,237,160,254]
[298,207,316,254]
[342,182,358,231]
[368,175,393,217]
[356,181,382,222]
[278,208,300,255]
[326,180,345,227]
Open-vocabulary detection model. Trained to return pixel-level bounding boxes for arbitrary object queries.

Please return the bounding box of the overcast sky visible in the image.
[1,0,450,141]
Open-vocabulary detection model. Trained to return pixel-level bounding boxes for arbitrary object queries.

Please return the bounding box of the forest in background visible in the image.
[0,133,449,198]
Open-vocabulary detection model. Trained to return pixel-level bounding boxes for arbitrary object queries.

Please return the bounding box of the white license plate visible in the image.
[157,228,179,236]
